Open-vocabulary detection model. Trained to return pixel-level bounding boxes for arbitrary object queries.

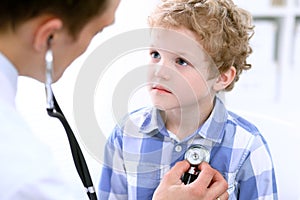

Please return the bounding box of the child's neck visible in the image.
[162,101,214,141]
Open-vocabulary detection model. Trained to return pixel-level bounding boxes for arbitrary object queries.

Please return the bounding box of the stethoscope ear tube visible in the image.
[45,49,54,110]
[44,44,97,199]
[46,94,98,200]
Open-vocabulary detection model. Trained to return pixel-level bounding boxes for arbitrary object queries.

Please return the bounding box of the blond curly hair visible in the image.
[148,0,254,91]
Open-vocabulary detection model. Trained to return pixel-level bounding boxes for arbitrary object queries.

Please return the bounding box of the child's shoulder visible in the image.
[227,110,260,135]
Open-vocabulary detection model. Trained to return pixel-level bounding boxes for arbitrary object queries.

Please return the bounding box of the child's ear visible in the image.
[33,18,62,51]
[213,66,236,91]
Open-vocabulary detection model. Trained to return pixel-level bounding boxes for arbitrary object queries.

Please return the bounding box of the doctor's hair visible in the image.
[148,0,254,91]
[0,0,108,38]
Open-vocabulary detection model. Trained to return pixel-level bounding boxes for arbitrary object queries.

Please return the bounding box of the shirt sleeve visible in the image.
[236,134,278,200]
[98,126,128,200]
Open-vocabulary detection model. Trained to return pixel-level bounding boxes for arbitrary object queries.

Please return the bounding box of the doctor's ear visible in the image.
[33,18,62,52]
[213,66,236,91]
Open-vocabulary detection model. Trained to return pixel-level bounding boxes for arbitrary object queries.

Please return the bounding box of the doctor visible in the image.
[0,0,228,199]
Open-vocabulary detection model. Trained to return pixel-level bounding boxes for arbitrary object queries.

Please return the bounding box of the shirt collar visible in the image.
[140,97,227,143]
[0,52,18,106]
[140,107,167,135]
[197,97,227,143]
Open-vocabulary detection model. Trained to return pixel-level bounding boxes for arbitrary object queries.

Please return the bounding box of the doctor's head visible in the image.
[0,0,120,82]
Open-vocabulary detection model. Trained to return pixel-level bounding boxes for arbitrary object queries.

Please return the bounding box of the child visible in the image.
[98,0,278,199]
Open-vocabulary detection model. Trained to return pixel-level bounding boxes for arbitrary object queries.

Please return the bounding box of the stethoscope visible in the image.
[181,144,210,184]
[44,42,97,200]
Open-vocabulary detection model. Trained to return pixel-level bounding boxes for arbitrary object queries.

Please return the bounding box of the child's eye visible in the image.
[176,58,189,67]
[150,51,161,60]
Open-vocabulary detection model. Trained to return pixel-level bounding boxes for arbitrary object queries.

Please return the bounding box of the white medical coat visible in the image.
[0,53,78,199]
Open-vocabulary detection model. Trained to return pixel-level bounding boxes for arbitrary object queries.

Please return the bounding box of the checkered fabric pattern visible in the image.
[98,97,278,200]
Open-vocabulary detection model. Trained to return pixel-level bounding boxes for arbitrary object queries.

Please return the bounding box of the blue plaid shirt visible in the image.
[98,97,278,200]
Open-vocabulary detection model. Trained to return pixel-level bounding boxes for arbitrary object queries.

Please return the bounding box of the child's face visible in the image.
[147,27,218,111]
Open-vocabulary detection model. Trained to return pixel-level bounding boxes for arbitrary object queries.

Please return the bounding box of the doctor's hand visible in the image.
[152,160,229,200]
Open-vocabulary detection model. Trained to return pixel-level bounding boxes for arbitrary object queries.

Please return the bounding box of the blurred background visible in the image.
[15,0,300,199]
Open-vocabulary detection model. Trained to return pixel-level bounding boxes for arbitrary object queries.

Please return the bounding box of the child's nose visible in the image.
[154,62,171,80]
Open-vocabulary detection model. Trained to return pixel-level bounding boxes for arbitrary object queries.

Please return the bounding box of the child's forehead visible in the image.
[150,28,203,52]
[149,27,214,65]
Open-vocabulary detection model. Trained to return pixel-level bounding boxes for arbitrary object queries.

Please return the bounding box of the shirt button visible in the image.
[175,145,182,152]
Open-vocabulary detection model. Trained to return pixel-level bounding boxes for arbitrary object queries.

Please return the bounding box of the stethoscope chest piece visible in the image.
[184,144,210,165]
[181,144,210,184]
